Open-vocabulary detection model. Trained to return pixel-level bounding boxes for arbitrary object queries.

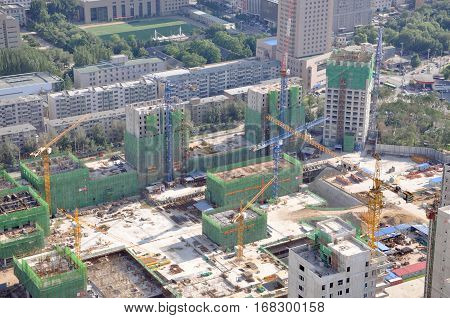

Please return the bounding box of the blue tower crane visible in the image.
[164,81,174,183]
[252,117,326,199]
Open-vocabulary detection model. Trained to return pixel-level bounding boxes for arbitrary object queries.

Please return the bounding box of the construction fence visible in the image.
[202,204,267,249]
[13,246,87,298]
[375,144,450,164]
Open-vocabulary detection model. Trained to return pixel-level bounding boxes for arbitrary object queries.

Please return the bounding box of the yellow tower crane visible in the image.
[233,178,275,260]
[265,114,413,249]
[31,114,90,215]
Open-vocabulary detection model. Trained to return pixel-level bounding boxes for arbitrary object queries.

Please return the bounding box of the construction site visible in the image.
[0,31,449,299]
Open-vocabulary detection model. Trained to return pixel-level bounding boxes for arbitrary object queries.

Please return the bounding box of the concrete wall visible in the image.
[375,144,450,164]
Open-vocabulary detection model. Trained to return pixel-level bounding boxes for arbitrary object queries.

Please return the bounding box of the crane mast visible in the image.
[164,81,174,183]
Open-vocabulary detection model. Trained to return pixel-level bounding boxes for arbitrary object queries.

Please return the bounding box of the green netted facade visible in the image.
[343,132,356,152]
[0,174,50,262]
[20,153,139,216]
[326,53,374,91]
[13,246,87,298]
[245,85,305,153]
[202,204,267,249]
[205,153,302,208]
[125,109,189,187]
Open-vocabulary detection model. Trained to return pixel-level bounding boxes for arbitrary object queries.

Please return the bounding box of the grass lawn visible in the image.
[84,18,196,41]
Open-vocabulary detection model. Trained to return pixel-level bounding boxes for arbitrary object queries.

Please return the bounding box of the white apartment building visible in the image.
[0,4,26,25]
[48,78,158,119]
[371,0,392,11]
[430,205,450,298]
[187,95,233,125]
[0,11,20,48]
[149,58,280,101]
[441,163,450,206]
[323,49,374,149]
[0,123,37,148]
[45,108,126,137]
[73,55,166,88]
[0,95,44,131]
[0,0,32,9]
[288,217,388,298]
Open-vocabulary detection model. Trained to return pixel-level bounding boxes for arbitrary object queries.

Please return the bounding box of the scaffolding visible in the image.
[205,153,302,208]
[202,204,267,249]
[20,154,139,215]
[13,246,87,298]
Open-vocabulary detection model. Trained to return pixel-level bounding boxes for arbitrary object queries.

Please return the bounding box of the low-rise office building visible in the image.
[73,55,166,88]
[0,72,62,98]
[187,95,233,125]
[0,123,37,148]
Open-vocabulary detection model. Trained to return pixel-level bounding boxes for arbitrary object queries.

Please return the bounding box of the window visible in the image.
[322,285,325,291]
[347,267,350,272]
[338,290,343,296]
[346,288,349,294]
[346,278,350,283]
[299,275,304,281]
[365,272,368,278]
[366,261,369,267]
[338,280,343,286]
[330,293,333,298]
[365,282,368,288]
[299,285,303,291]
[364,293,368,298]
[330,282,333,288]
[299,265,305,271]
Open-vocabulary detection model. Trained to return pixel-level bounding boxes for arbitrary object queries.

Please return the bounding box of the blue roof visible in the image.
[264,38,277,46]
[385,271,399,281]
[376,224,411,238]
[376,241,390,252]
[430,176,442,183]
[193,200,214,212]
[418,163,430,169]
[411,224,429,236]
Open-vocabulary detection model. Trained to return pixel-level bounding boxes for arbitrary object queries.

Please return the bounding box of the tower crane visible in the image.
[266,114,414,249]
[31,114,90,215]
[66,208,81,258]
[233,178,275,260]
[424,192,441,298]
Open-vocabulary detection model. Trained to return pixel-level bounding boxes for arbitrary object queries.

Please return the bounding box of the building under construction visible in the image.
[205,153,302,208]
[202,205,267,249]
[245,81,305,153]
[13,246,87,298]
[0,170,50,266]
[124,100,189,186]
[323,48,374,151]
[20,154,138,215]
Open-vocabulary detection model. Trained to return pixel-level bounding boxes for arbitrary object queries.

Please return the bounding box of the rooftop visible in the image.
[84,157,134,179]
[24,249,78,278]
[46,108,125,127]
[0,223,39,243]
[189,128,251,156]
[209,208,260,227]
[74,57,163,74]
[0,123,36,136]
[316,217,355,239]
[0,190,40,215]
[291,244,338,277]
[0,72,61,90]
[330,237,368,257]
[24,155,81,177]
[0,174,16,192]
[0,95,42,105]
[248,77,301,94]
[330,49,373,63]
[214,158,290,181]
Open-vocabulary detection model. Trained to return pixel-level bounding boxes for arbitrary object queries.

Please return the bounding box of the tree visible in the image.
[91,124,107,146]
[109,120,125,142]
[181,52,206,67]
[29,0,49,23]
[23,136,38,155]
[0,140,19,166]
[411,53,421,68]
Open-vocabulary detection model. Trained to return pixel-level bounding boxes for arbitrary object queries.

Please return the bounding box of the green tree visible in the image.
[29,0,49,23]
[0,140,19,166]
[91,124,107,146]
[109,120,125,142]
[181,52,206,67]
[411,53,421,68]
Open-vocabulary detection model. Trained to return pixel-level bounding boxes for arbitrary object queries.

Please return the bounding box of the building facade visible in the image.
[149,58,280,101]
[441,163,450,206]
[78,0,189,23]
[0,4,26,25]
[430,205,450,298]
[187,95,233,125]
[371,0,392,11]
[45,108,126,137]
[288,217,388,298]
[0,123,37,148]
[323,49,374,150]
[48,78,157,119]
[276,0,333,69]
[333,0,372,34]
[0,95,44,131]
[0,11,20,48]
[73,55,165,88]
[0,0,32,9]
[260,0,278,27]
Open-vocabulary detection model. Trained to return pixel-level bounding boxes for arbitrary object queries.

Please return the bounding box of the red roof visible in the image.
[392,261,426,277]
